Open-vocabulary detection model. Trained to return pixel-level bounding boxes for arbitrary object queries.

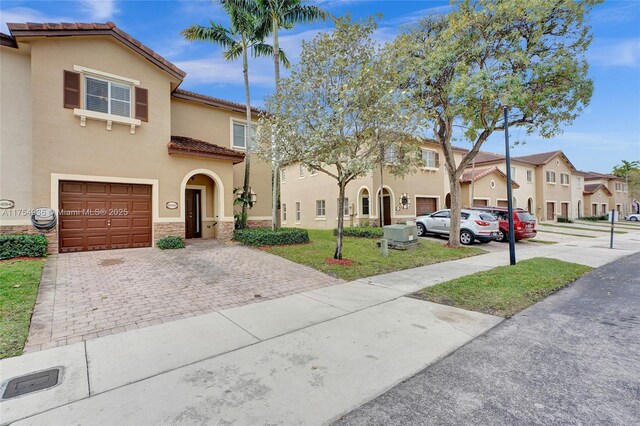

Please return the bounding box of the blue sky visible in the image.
[1,0,639,173]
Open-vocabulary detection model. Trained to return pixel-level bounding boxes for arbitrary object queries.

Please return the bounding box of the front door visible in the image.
[561,202,569,218]
[382,195,391,225]
[547,202,555,220]
[185,189,202,239]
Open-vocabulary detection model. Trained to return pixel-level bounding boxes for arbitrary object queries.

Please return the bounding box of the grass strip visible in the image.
[263,229,484,281]
[540,223,626,234]
[411,257,592,317]
[1,259,45,359]
[537,229,596,238]
[526,239,558,245]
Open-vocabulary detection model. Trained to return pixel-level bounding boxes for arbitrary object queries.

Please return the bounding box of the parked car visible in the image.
[470,206,537,242]
[627,213,640,221]
[416,209,499,245]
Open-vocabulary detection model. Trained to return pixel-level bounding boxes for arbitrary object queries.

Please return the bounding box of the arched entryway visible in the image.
[180,169,225,239]
[527,198,534,214]
[445,193,451,208]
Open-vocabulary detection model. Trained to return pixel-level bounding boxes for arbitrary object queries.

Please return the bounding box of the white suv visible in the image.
[416,209,499,245]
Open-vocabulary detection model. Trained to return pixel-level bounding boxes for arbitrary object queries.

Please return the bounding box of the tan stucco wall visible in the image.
[462,173,511,207]
[534,156,573,221]
[0,45,32,225]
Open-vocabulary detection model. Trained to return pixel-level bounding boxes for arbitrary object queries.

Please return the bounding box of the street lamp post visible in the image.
[501,96,516,265]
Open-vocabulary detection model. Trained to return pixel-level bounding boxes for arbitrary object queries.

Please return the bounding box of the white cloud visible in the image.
[588,38,640,68]
[77,0,118,21]
[0,7,71,32]
[175,55,276,87]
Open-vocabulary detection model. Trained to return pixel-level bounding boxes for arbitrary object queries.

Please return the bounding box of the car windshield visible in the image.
[517,212,535,222]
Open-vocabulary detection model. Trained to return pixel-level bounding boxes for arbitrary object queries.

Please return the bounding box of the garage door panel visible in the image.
[497,200,508,207]
[59,181,152,253]
[416,197,437,216]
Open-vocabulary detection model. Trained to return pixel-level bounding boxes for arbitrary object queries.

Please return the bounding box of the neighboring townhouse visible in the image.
[279,140,467,229]
[579,171,630,216]
[0,22,272,254]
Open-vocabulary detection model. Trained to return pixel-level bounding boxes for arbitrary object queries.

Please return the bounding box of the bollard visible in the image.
[380,238,389,257]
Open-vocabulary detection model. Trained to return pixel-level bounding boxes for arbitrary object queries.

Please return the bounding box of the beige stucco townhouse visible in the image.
[579,171,630,217]
[0,22,272,254]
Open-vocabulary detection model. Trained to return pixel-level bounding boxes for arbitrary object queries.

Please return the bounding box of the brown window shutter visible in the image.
[63,70,80,109]
[435,152,440,168]
[135,87,148,122]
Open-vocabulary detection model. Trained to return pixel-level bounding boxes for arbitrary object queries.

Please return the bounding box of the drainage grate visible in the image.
[2,368,60,400]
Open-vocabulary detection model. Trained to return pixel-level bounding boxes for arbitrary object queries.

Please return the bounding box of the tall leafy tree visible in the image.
[390,0,598,246]
[255,17,419,259]
[182,1,289,228]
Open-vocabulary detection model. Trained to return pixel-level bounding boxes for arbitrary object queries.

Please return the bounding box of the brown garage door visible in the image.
[416,197,437,215]
[59,181,152,253]
[473,199,488,207]
[497,200,508,207]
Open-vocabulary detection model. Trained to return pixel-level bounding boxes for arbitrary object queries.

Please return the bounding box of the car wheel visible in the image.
[495,230,507,243]
[417,223,426,236]
[632,217,639,222]
[460,230,474,245]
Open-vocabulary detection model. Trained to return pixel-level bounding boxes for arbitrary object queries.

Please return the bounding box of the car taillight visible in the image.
[516,223,523,230]
[475,220,491,226]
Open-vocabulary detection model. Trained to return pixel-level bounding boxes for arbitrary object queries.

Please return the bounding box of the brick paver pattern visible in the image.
[25,240,343,352]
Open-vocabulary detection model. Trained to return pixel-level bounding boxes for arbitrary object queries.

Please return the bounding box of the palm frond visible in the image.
[281,4,330,26]
[181,22,239,51]
[252,42,291,67]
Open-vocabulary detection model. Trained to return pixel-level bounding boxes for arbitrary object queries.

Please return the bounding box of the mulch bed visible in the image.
[325,258,353,266]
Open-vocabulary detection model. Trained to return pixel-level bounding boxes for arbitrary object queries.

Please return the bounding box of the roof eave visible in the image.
[168,146,245,164]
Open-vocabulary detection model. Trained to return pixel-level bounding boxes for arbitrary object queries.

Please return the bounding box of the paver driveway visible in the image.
[25,240,342,352]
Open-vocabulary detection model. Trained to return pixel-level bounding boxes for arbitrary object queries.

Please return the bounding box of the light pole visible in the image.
[500,95,516,265]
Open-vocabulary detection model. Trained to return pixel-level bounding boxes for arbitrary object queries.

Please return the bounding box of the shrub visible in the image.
[156,236,185,250]
[0,234,48,260]
[557,217,573,223]
[234,227,309,246]
[333,226,384,239]
[581,215,608,221]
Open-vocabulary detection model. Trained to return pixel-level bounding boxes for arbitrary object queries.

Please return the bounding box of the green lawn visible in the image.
[540,223,626,234]
[411,258,591,317]
[537,229,596,238]
[0,259,45,359]
[263,229,485,281]
[527,239,558,245]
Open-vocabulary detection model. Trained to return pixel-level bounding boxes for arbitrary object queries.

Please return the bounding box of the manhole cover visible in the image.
[2,368,60,400]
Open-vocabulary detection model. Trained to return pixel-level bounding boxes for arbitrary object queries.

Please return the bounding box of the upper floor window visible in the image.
[384,146,397,164]
[560,173,570,185]
[299,164,306,178]
[546,171,556,183]
[577,177,583,187]
[510,167,516,178]
[232,120,256,150]
[526,170,533,182]
[281,168,286,183]
[422,149,439,168]
[86,76,131,117]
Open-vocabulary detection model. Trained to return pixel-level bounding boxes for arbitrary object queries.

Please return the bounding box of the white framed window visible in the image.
[362,197,370,215]
[281,168,286,183]
[299,164,306,178]
[546,171,556,183]
[510,167,516,178]
[316,200,326,217]
[85,76,131,117]
[560,173,570,185]
[282,204,287,222]
[231,120,256,149]
[384,146,397,164]
[337,197,349,216]
[623,183,628,192]
[577,177,583,187]
[422,149,439,168]
[526,170,533,182]
[615,182,622,191]
[295,202,301,222]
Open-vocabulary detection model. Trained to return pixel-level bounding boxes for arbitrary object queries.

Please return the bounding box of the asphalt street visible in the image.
[335,252,640,425]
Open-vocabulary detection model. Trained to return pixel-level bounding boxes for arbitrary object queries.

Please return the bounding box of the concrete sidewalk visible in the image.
[1,231,639,425]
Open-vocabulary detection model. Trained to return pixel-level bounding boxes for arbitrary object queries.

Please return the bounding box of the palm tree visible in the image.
[226,0,329,230]
[182,1,289,228]
[260,1,329,230]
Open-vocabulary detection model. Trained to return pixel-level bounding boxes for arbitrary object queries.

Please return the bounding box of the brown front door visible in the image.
[547,202,555,220]
[416,197,437,216]
[58,181,152,253]
[561,203,569,218]
[380,195,392,225]
[185,189,202,239]
[592,204,597,216]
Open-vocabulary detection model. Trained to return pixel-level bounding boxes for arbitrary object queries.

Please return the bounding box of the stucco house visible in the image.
[578,171,629,216]
[0,22,272,254]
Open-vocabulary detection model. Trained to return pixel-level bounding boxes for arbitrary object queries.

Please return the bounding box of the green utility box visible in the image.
[381,222,419,250]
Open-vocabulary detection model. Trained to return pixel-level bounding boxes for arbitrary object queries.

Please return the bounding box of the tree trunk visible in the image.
[334,180,346,259]
[241,43,252,228]
[448,171,462,247]
[271,18,280,231]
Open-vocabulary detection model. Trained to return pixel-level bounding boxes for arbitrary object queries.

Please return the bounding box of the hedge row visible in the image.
[0,234,48,260]
[234,227,309,246]
[581,215,608,221]
[556,217,573,223]
[332,226,384,239]
[156,235,186,250]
